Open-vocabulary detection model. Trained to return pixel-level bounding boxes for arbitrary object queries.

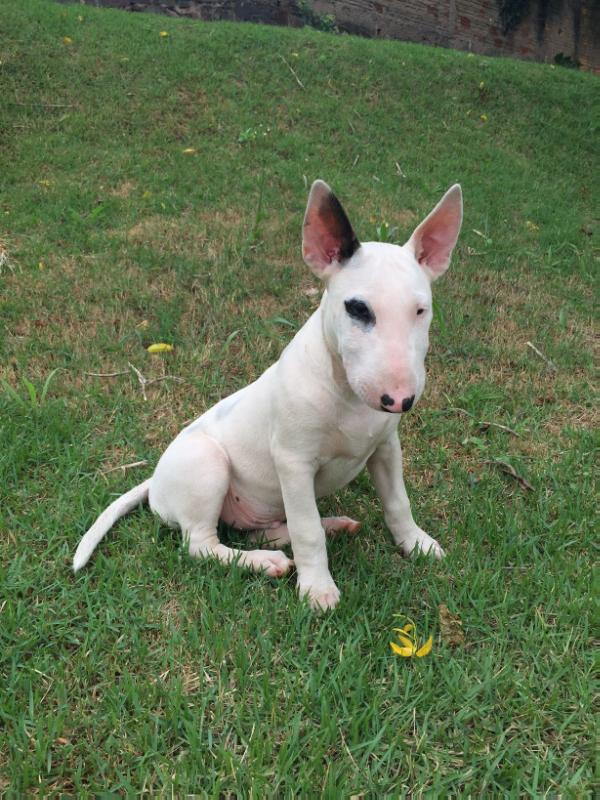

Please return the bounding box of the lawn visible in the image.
[0,0,597,794]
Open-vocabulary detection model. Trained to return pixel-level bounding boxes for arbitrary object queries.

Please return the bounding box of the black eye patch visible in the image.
[344,298,375,326]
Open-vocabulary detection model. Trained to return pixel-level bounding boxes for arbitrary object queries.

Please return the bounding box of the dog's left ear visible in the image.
[407,184,463,281]
[302,180,360,279]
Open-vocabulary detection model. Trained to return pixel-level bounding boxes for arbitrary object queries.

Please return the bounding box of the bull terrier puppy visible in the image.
[74,180,463,610]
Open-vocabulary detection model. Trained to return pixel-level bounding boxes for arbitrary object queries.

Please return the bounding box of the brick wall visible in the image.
[311,0,600,72]
[72,0,600,72]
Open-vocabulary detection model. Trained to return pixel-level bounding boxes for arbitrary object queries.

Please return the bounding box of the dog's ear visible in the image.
[407,184,462,281]
[302,180,360,278]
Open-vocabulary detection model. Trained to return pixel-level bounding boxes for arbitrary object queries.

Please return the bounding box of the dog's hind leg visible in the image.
[150,431,293,577]
[248,515,360,547]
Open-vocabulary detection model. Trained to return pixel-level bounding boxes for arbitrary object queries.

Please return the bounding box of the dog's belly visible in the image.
[219,454,369,529]
[220,483,285,530]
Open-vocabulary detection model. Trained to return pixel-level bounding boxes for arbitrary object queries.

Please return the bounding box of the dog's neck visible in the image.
[296,298,360,410]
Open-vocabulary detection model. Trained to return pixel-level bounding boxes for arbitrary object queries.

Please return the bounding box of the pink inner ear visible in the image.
[412,193,462,276]
[302,180,359,276]
[303,210,342,270]
[417,231,452,270]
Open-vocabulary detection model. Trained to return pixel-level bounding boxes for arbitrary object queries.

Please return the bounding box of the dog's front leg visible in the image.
[274,454,340,611]
[368,433,445,559]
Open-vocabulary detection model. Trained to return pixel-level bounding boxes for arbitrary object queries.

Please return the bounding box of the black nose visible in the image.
[401,395,415,412]
[380,394,395,407]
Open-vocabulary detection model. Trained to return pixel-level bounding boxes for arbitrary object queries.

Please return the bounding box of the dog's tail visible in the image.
[73,479,151,573]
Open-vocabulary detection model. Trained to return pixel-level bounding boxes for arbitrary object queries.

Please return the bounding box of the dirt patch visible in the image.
[120,209,252,257]
[0,238,12,272]
[110,180,136,199]
[160,598,182,629]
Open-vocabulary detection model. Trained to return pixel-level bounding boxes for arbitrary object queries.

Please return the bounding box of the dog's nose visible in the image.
[401,395,415,412]
[380,394,395,407]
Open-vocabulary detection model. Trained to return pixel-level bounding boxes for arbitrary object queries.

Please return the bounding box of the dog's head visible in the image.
[302,180,462,413]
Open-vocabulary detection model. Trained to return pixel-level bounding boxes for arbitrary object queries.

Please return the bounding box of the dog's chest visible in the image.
[314,412,389,496]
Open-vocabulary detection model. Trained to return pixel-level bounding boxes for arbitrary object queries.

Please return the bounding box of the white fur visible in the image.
[73,181,463,611]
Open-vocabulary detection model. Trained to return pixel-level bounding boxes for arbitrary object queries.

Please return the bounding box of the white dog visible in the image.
[74,180,463,610]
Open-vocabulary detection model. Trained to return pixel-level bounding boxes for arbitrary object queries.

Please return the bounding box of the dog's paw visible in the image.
[298,578,341,611]
[322,516,361,536]
[247,549,295,578]
[399,529,445,560]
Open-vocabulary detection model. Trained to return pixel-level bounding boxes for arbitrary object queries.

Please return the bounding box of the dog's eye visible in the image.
[416,308,425,316]
[344,298,375,326]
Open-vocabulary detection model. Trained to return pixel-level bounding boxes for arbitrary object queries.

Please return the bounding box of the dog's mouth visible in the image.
[379,404,416,414]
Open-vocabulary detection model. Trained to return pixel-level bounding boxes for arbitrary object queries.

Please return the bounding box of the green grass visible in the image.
[0,0,597,794]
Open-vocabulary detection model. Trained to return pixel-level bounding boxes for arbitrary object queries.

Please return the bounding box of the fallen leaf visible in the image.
[159,31,169,38]
[182,148,196,154]
[439,604,465,647]
[390,641,415,657]
[147,342,173,354]
[390,617,433,658]
[415,635,433,657]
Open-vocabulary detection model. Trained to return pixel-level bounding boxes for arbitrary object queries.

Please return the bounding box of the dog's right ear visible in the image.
[302,180,360,279]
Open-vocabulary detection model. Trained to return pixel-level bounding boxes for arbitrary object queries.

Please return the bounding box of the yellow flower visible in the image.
[159,31,169,38]
[63,36,73,45]
[526,220,539,231]
[480,114,488,122]
[147,343,173,354]
[390,618,433,658]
